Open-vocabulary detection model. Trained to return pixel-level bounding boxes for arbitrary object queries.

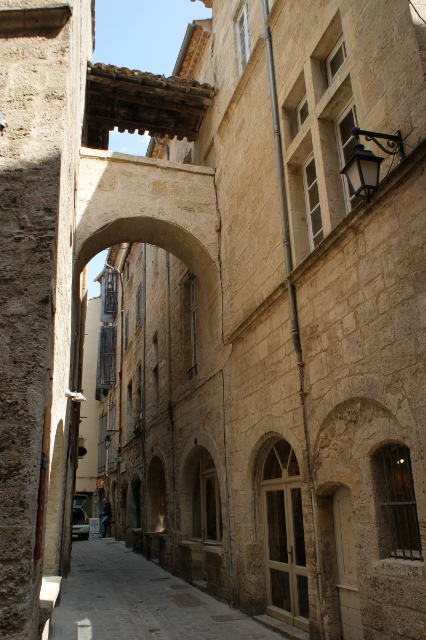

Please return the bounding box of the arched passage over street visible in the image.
[74,149,220,293]
[71,147,229,398]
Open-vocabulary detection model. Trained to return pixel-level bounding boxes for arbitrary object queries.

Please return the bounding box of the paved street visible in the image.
[50,538,282,640]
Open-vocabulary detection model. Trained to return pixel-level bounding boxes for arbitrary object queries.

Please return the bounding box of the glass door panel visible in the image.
[266,490,288,563]
[270,569,292,612]
[291,488,307,567]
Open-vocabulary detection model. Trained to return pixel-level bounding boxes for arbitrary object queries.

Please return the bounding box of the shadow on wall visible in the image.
[0,156,61,638]
[44,420,65,575]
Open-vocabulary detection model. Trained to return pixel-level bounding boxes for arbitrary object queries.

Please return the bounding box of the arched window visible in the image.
[378,444,423,561]
[192,450,222,542]
[263,439,300,480]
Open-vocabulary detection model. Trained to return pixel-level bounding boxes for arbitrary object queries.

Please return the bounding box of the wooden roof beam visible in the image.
[87,87,207,117]
[87,115,199,142]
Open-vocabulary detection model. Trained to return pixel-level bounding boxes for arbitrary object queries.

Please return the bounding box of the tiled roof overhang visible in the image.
[85,62,215,149]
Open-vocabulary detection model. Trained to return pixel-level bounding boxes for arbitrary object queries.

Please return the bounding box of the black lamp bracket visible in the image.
[352,127,405,158]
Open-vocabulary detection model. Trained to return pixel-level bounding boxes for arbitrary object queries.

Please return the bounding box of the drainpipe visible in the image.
[221,372,235,608]
[165,252,175,490]
[165,251,178,572]
[141,245,147,470]
[261,0,323,609]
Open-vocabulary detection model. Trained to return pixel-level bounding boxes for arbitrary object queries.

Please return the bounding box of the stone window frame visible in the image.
[325,35,347,86]
[282,12,354,266]
[235,1,252,76]
[372,444,423,562]
[302,153,324,250]
[180,272,198,382]
[296,94,309,132]
[192,450,222,544]
[335,101,363,214]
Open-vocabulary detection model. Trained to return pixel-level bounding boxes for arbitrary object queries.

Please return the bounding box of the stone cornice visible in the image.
[0,4,72,36]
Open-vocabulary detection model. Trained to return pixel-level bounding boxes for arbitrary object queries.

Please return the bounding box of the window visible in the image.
[152,333,159,408]
[136,283,142,329]
[189,279,197,380]
[102,269,118,317]
[302,155,323,249]
[98,413,107,471]
[192,450,222,543]
[126,382,133,439]
[135,364,142,428]
[336,103,362,212]
[296,95,309,130]
[379,444,423,561]
[108,404,116,465]
[236,2,252,75]
[326,35,347,84]
[124,310,130,350]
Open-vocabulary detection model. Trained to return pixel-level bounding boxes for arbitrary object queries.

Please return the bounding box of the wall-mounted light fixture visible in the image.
[341,127,405,202]
[104,430,119,450]
[0,114,6,136]
[66,390,87,402]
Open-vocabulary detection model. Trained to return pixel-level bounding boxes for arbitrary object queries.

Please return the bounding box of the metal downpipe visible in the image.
[261,0,323,612]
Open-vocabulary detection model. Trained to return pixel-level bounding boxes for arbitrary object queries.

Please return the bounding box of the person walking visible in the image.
[99,497,112,538]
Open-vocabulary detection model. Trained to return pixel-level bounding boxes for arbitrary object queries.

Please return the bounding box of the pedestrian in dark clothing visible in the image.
[100,498,112,538]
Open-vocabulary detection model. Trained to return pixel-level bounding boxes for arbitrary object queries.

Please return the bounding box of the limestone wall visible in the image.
[0,2,92,637]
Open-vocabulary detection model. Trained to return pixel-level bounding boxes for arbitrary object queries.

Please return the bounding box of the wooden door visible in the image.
[263,483,309,631]
[333,487,364,640]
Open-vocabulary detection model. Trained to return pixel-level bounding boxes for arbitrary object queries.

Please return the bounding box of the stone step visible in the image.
[253,615,310,640]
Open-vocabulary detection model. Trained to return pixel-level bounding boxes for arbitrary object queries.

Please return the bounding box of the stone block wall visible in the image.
[0,2,92,637]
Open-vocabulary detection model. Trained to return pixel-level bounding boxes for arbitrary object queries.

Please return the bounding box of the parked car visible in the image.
[73,507,90,540]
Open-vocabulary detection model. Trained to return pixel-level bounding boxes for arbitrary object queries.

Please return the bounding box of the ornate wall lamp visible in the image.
[341,127,405,202]
[104,430,119,450]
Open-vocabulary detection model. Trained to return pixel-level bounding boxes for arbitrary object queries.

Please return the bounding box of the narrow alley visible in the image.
[49,539,287,640]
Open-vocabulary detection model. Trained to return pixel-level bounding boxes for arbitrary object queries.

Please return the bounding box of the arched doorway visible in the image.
[261,439,309,631]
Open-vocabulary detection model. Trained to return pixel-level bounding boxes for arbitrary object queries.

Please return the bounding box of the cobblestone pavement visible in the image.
[50,538,282,640]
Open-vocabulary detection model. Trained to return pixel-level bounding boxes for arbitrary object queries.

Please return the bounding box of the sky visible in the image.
[87,0,212,298]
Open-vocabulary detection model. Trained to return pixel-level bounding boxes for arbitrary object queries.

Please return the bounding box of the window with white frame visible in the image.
[302,155,324,249]
[189,279,197,380]
[326,35,347,84]
[296,95,309,131]
[236,2,252,75]
[336,103,363,212]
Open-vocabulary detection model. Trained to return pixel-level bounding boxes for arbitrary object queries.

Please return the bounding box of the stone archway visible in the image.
[75,149,220,292]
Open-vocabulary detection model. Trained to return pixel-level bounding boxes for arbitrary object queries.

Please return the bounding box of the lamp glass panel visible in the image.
[345,159,362,193]
[359,158,380,187]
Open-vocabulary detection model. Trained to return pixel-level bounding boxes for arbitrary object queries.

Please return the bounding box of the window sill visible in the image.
[372,557,425,578]
[178,540,202,550]
[203,544,223,558]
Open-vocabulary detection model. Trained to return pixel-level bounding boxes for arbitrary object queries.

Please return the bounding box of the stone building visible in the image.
[75,295,101,517]
[1,1,426,639]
